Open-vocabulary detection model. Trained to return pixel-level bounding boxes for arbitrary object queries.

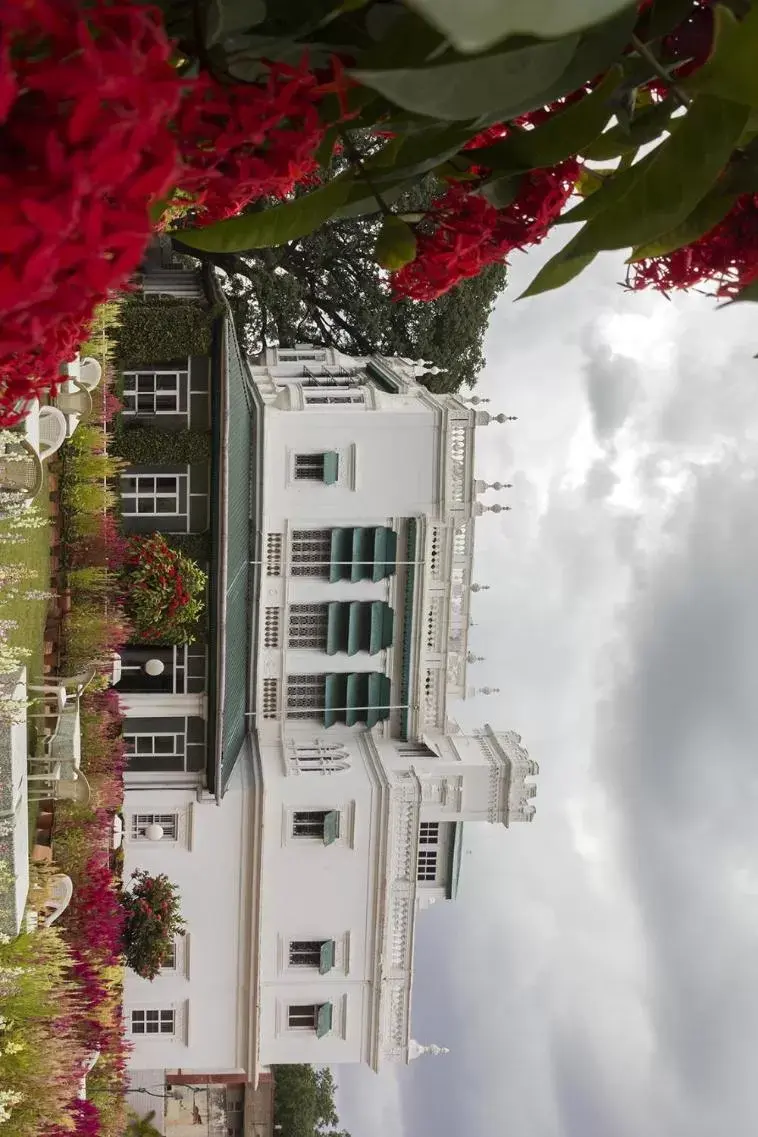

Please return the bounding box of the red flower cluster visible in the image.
[43,1097,101,1137]
[173,59,329,223]
[392,161,580,301]
[123,532,205,644]
[629,193,758,296]
[0,0,181,425]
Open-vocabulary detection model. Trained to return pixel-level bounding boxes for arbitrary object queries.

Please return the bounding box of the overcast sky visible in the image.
[336,233,758,1137]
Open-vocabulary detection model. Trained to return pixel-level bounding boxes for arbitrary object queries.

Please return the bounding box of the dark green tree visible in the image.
[272,1065,349,1137]
[173,208,506,394]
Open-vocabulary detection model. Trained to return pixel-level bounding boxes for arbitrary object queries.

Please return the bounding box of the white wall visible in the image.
[261,404,440,526]
[123,761,252,1072]
[256,735,380,1065]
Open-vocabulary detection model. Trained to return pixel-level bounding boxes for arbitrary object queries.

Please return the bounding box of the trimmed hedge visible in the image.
[111,425,211,465]
[113,296,219,368]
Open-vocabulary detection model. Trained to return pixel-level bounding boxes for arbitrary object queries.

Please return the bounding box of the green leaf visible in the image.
[628,185,737,261]
[374,215,418,269]
[557,149,656,224]
[477,175,521,208]
[372,125,478,186]
[635,0,696,42]
[566,95,749,255]
[519,234,598,298]
[581,96,677,161]
[174,176,355,252]
[683,5,758,107]
[205,0,266,45]
[401,0,638,54]
[350,35,580,121]
[467,66,622,174]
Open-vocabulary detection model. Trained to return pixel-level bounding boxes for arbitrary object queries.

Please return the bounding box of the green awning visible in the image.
[323,451,339,485]
[324,671,391,727]
[329,527,397,582]
[319,939,336,974]
[316,1002,333,1037]
[323,811,341,845]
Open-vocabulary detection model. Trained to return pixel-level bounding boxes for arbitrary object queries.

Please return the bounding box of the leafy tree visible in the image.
[126,1111,162,1137]
[273,1065,349,1137]
[173,180,506,392]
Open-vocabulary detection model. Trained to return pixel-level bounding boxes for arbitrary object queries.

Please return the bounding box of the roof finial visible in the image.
[466,652,485,663]
[408,1040,450,1061]
[470,583,489,592]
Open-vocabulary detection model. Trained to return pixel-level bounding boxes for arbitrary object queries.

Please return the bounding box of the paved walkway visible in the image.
[0,668,29,937]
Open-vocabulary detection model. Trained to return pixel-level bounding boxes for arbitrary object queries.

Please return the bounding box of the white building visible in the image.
[119,278,537,1118]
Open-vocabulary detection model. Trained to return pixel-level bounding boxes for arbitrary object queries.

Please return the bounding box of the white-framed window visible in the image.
[123,369,188,416]
[397,742,438,758]
[291,810,331,839]
[130,812,179,841]
[121,473,187,518]
[288,605,328,649]
[161,940,178,971]
[287,1002,333,1036]
[419,821,439,845]
[291,530,331,578]
[304,390,365,406]
[279,349,326,362]
[292,741,350,774]
[287,675,326,719]
[417,848,438,882]
[288,940,327,967]
[124,732,186,772]
[130,1007,176,1035]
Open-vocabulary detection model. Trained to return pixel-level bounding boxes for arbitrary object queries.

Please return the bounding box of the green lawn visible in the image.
[0,475,51,685]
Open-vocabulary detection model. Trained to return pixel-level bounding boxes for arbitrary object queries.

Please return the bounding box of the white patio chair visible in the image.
[39,669,97,696]
[54,381,93,420]
[78,357,103,392]
[38,406,68,460]
[41,873,74,927]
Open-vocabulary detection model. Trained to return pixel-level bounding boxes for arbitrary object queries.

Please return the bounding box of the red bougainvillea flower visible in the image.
[0,0,181,425]
[172,57,330,224]
[392,160,580,301]
[628,193,758,297]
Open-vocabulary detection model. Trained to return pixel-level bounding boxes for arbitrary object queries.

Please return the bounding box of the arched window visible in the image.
[291,741,350,774]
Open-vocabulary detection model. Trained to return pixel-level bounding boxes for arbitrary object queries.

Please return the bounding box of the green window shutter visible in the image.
[322,451,339,485]
[345,672,363,727]
[323,811,341,845]
[369,602,394,654]
[316,1002,333,1037]
[330,529,350,582]
[350,527,369,582]
[366,673,391,728]
[326,603,344,655]
[372,527,388,582]
[347,602,364,656]
[319,940,336,975]
[323,674,340,728]
[385,529,398,576]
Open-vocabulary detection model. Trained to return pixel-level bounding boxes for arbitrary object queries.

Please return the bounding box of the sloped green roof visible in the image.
[207,290,260,797]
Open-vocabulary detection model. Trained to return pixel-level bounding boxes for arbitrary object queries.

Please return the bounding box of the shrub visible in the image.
[164,531,212,565]
[113,297,216,368]
[122,533,206,645]
[111,425,211,465]
[121,871,185,981]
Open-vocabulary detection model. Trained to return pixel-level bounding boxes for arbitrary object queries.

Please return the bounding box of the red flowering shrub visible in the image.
[43,1097,101,1137]
[65,855,125,968]
[122,870,185,980]
[392,161,579,301]
[0,0,181,425]
[172,60,329,223]
[629,193,758,297]
[122,533,206,645]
